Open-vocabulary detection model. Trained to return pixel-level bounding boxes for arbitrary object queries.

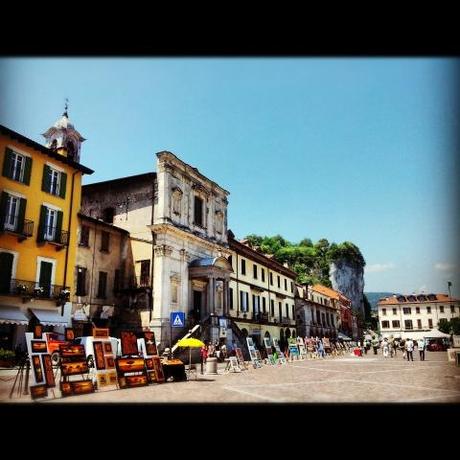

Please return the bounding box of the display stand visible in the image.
[115,330,148,388]
[272,338,287,365]
[235,348,248,370]
[263,337,276,365]
[224,356,241,373]
[297,338,307,360]
[246,337,263,368]
[90,327,118,391]
[288,340,300,361]
[137,331,166,383]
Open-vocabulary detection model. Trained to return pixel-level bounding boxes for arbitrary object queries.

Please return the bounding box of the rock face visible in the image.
[329,260,364,315]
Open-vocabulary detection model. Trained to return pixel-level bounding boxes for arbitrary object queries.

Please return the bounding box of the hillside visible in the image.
[365,292,396,310]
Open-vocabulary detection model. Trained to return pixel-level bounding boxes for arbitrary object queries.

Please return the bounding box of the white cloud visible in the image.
[434,262,456,272]
[365,263,395,273]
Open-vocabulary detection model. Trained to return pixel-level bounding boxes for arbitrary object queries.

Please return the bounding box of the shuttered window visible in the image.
[42,164,67,198]
[2,148,32,185]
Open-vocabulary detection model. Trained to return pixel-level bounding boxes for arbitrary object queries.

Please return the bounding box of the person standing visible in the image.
[199,344,208,374]
[382,338,390,358]
[417,338,426,361]
[405,338,414,361]
[371,336,379,355]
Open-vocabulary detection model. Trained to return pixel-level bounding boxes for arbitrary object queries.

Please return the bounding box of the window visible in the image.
[270,272,273,285]
[42,165,66,198]
[76,267,87,296]
[103,207,115,224]
[291,281,294,293]
[0,251,15,295]
[415,307,420,314]
[392,320,400,328]
[450,305,455,313]
[261,269,265,283]
[79,225,90,247]
[286,303,289,318]
[38,260,53,298]
[284,279,287,291]
[403,307,411,315]
[228,255,232,268]
[439,306,444,313]
[404,320,413,330]
[194,196,204,227]
[2,193,22,232]
[100,231,110,252]
[277,275,280,288]
[426,306,431,314]
[278,302,282,321]
[253,264,257,279]
[292,305,295,319]
[270,299,274,316]
[241,259,246,275]
[428,319,433,328]
[2,148,32,185]
[44,208,57,241]
[240,291,248,312]
[417,319,422,329]
[381,321,390,329]
[382,308,387,316]
[392,308,397,315]
[171,284,178,303]
[97,271,107,298]
[139,260,150,286]
[262,297,266,313]
[229,288,234,310]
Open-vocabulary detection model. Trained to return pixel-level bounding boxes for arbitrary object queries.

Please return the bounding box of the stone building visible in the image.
[227,232,297,350]
[378,293,460,340]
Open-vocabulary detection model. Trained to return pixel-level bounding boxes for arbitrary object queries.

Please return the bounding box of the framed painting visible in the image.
[145,358,154,370]
[60,381,72,397]
[125,374,148,388]
[93,327,110,339]
[105,356,115,369]
[93,341,106,370]
[97,373,108,388]
[61,360,89,376]
[120,330,138,356]
[144,331,158,356]
[103,342,113,354]
[107,371,118,385]
[41,354,55,388]
[147,370,155,383]
[33,324,43,339]
[116,357,145,373]
[59,344,85,358]
[31,340,48,353]
[65,328,75,341]
[32,355,44,383]
[71,380,95,395]
[30,384,48,400]
[152,356,165,383]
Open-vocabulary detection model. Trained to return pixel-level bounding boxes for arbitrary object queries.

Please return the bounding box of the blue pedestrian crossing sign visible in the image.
[170,311,185,328]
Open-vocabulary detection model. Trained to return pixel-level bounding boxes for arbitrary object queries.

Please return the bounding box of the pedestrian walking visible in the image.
[200,343,208,374]
[400,339,406,359]
[405,338,414,361]
[382,338,390,358]
[371,336,379,355]
[417,338,426,361]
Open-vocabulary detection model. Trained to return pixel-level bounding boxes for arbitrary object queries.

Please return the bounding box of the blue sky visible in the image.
[1,58,458,296]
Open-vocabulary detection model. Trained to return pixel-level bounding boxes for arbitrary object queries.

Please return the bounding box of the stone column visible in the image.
[208,276,216,315]
[223,279,228,315]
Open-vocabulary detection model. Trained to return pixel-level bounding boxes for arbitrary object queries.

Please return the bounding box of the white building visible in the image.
[377,293,460,339]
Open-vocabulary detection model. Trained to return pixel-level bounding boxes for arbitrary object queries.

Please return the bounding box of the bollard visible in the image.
[205,357,218,374]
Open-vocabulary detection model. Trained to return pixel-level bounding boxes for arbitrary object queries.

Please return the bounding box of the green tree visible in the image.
[451,317,460,335]
[438,318,451,334]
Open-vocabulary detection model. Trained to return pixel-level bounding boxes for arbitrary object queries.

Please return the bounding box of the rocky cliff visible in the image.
[330,260,365,315]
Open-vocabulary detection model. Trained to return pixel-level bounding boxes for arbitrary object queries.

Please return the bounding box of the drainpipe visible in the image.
[62,170,78,316]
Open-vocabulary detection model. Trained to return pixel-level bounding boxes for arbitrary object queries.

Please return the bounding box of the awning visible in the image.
[29,307,70,326]
[0,306,30,325]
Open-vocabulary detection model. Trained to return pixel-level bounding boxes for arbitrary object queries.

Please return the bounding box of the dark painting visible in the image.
[144,331,158,356]
[31,340,47,353]
[93,341,106,370]
[30,384,48,400]
[33,324,43,339]
[61,360,89,376]
[152,356,165,383]
[42,354,55,388]
[65,328,75,341]
[32,355,44,383]
[59,344,85,358]
[93,327,109,339]
[120,331,138,356]
[116,357,145,373]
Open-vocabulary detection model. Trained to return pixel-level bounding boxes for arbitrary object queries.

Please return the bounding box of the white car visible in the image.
[74,336,121,367]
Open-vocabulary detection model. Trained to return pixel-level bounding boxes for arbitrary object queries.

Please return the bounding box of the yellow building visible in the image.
[0,112,93,351]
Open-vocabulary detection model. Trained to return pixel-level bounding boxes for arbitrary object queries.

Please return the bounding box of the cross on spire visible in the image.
[63,98,69,117]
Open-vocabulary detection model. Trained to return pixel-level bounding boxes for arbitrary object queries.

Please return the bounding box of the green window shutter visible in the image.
[59,172,67,198]
[0,191,8,230]
[56,210,63,243]
[37,205,47,242]
[2,148,14,179]
[17,198,26,234]
[23,156,32,185]
[42,164,51,192]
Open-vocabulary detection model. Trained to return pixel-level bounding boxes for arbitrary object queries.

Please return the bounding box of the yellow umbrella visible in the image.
[176,337,205,379]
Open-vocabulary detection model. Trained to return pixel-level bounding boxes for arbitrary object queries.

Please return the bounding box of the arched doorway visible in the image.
[285,328,291,340]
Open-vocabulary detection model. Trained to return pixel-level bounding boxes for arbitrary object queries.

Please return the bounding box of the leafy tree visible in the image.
[299,238,313,247]
[451,317,460,335]
[438,318,451,334]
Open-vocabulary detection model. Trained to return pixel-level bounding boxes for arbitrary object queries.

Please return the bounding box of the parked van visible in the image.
[74,336,121,367]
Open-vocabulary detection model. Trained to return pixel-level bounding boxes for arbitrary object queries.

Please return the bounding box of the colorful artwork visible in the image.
[145,358,154,370]
[30,384,48,399]
[32,355,44,383]
[107,371,118,385]
[152,356,165,383]
[31,340,47,353]
[105,356,115,369]
[120,330,138,356]
[147,371,155,383]
[41,354,55,388]
[60,381,72,397]
[71,380,95,395]
[93,341,106,370]
[33,324,43,339]
[60,361,89,376]
[65,328,75,341]
[144,331,158,356]
[97,373,108,387]
[93,327,110,339]
[125,374,148,388]
[59,344,85,358]
[116,357,145,373]
[103,342,113,354]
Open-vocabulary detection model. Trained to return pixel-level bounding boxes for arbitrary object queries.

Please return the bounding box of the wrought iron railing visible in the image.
[38,226,69,246]
[0,278,70,300]
[0,215,34,238]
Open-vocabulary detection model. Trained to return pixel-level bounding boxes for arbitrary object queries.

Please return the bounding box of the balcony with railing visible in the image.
[0,215,34,241]
[38,225,69,249]
[0,278,70,302]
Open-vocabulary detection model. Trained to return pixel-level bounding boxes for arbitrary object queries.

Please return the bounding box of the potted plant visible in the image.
[0,348,16,368]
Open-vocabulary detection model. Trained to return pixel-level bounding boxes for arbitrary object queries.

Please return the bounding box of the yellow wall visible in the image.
[0,135,82,292]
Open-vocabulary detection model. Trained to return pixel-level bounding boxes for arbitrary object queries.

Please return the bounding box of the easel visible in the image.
[224,356,241,373]
[9,356,30,399]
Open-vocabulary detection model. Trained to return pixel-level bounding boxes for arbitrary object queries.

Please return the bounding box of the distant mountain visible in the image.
[365,292,396,310]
